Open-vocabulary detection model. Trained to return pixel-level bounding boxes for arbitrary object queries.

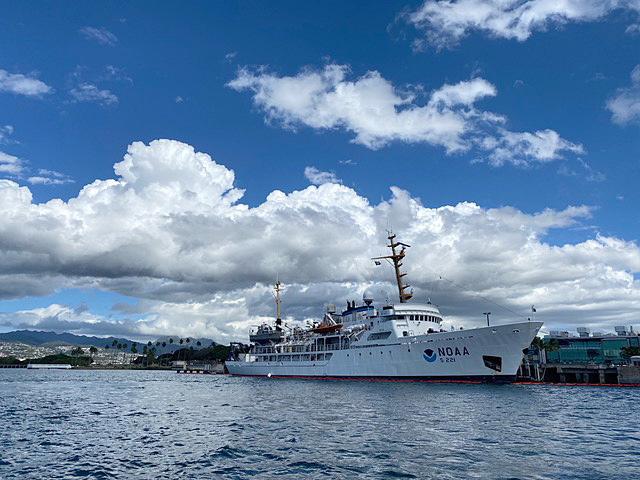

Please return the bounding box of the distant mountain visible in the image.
[0,330,219,353]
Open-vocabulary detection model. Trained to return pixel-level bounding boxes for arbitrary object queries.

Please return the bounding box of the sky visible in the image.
[1,0,639,343]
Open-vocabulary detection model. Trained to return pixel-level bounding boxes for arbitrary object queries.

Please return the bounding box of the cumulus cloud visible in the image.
[69,83,118,107]
[79,26,118,46]
[0,139,638,341]
[606,64,640,125]
[304,166,342,185]
[0,69,52,97]
[228,64,582,166]
[404,0,640,49]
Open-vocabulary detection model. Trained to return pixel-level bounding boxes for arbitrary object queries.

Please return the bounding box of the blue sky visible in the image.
[1,1,639,342]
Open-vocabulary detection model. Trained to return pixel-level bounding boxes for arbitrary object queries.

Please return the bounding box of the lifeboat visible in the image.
[310,323,343,334]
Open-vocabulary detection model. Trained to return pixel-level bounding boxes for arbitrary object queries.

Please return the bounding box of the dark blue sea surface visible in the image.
[0,370,638,479]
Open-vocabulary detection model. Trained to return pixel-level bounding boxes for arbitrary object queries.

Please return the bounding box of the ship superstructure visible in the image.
[226,234,542,382]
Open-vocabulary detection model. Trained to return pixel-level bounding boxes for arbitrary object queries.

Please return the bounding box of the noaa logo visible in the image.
[423,349,437,362]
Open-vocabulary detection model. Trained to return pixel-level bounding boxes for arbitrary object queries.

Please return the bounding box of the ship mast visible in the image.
[275,280,282,321]
[372,232,413,303]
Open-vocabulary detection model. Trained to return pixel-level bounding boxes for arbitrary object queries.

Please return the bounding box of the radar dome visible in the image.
[363,289,375,305]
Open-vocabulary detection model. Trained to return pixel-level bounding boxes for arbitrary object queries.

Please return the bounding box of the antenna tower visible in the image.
[372,232,413,303]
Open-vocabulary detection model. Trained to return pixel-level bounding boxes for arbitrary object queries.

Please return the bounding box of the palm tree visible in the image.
[131,343,138,366]
[148,347,157,366]
[112,339,118,364]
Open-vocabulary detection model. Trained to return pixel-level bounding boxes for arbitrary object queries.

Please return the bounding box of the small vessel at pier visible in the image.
[226,233,542,382]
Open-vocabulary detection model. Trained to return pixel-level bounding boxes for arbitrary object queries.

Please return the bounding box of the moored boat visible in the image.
[226,233,543,382]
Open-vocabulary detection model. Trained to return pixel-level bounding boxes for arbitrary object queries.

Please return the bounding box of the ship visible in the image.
[226,233,543,383]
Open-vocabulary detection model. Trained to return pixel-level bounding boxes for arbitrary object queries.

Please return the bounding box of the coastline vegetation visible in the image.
[0,343,230,368]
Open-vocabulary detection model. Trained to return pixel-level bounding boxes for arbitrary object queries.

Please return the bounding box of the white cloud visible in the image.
[69,83,118,107]
[0,151,25,176]
[0,125,14,144]
[482,129,585,167]
[606,65,640,125]
[304,166,342,185]
[229,64,582,166]
[405,0,640,49]
[577,158,605,183]
[339,159,356,165]
[28,169,74,185]
[0,139,638,341]
[625,23,640,35]
[0,69,52,97]
[102,65,132,84]
[79,27,118,46]
[175,95,184,103]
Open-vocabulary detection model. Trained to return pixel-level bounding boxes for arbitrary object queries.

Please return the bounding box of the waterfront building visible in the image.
[519,326,640,384]
[544,326,639,365]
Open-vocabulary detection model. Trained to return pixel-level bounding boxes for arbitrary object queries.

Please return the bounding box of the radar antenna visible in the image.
[372,231,413,303]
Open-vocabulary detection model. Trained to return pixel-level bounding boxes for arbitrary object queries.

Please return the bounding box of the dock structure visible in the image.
[27,364,72,369]
[545,363,619,384]
[174,361,225,374]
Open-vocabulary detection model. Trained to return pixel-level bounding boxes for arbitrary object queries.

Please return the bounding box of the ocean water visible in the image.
[0,370,638,479]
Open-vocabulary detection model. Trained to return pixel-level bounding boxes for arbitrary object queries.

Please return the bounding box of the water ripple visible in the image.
[1,370,639,479]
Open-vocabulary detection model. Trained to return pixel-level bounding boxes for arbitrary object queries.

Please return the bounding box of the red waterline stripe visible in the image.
[231,374,484,384]
[515,381,640,387]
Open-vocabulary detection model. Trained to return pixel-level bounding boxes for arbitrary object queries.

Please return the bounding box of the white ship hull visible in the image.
[227,321,542,383]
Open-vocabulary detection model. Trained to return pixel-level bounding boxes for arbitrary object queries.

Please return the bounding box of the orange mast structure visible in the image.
[372,232,413,303]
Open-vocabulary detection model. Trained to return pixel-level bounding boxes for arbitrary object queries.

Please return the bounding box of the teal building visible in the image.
[544,329,639,365]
